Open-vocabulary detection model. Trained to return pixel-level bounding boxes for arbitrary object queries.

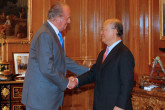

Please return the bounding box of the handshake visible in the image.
[67,76,78,89]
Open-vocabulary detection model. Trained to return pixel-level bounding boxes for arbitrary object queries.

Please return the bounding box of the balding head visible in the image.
[101,18,123,46]
[103,19,123,37]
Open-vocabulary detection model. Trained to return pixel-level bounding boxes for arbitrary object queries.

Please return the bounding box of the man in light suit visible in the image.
[21,1,88,110]
[73,19,135,110]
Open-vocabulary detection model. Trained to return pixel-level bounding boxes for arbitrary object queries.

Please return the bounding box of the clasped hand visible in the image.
[67,76,77,89]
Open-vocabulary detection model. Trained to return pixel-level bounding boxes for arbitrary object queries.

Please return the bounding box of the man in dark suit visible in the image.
[74,19,135,110]
[21,1,88,110]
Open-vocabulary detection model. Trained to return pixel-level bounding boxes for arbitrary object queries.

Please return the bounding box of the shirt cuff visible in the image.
[76,78,79,87]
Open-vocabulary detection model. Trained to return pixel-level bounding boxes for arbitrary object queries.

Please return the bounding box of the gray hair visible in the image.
[48,1,68,20]
[113,19,123,37]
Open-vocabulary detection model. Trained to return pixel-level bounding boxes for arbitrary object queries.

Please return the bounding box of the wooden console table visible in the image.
[132,87,165,110]
[0,81,25,110]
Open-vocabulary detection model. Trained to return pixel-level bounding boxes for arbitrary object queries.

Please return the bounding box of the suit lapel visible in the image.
[44,21,65,55]
[101,42,123,68]
[44,21,66,71]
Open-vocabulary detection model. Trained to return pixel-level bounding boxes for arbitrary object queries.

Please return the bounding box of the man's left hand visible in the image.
[113,106,124,110]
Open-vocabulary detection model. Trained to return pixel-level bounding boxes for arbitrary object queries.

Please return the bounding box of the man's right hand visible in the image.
[67,76,77,89]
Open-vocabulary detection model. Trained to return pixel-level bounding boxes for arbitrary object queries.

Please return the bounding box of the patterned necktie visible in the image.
[58,32,64,51]
[102,48,109,63]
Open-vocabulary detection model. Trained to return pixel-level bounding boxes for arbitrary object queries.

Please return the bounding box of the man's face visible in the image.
[100,22,115,46]
[58,6,71,31]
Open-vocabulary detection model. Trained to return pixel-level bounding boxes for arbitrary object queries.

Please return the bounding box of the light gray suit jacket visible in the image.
[21,21,89,110]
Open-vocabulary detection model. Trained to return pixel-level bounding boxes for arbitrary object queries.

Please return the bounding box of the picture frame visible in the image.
[0,0,32,43]
[13,53,29,78]
[159,0,165,40]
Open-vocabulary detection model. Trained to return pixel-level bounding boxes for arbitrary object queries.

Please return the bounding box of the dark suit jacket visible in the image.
[21,21,88,110]
[78,42,135,110]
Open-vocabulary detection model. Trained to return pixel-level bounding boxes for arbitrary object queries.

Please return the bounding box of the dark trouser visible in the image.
[93,99,133,110]
[125,99,133,110]
[93,104,96,110]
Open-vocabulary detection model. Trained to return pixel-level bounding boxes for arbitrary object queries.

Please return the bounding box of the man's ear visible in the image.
[55,16,61,23]
[113,29,117,36]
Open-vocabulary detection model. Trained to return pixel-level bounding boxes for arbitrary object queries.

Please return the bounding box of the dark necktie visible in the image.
[58,32,64,51]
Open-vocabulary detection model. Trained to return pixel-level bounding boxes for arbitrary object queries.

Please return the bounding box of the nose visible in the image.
[100,30,103,35]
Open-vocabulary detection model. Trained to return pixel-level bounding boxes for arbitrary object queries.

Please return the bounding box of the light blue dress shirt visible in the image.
[106,40,121,57]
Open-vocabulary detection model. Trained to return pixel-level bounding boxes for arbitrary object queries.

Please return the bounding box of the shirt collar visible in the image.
[47,20,59,35]
[106,40,122,55]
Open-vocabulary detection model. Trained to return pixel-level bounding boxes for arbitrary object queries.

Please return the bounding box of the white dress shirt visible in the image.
[47,20,61,41]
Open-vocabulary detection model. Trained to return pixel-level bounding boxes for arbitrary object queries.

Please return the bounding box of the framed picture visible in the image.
[159,0,165,40]
[0,0,32,43]
[13,53,29,78]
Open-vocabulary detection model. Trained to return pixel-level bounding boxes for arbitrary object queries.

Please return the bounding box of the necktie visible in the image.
[102,48,109,63]
[58,32,64,51]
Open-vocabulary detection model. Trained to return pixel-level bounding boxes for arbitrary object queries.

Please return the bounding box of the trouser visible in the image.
[93,104,96,110]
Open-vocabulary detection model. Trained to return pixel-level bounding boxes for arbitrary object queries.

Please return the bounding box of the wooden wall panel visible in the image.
[65,0,118,59]
[152,0,165,63]
[152,0,160,59]
[116,0,130,47]
[87,0,98,59]
[128,0,164,77]
[65,0,83,58]
[129,0,140,76]
[32,0,44,34]
[128,0,153,78]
